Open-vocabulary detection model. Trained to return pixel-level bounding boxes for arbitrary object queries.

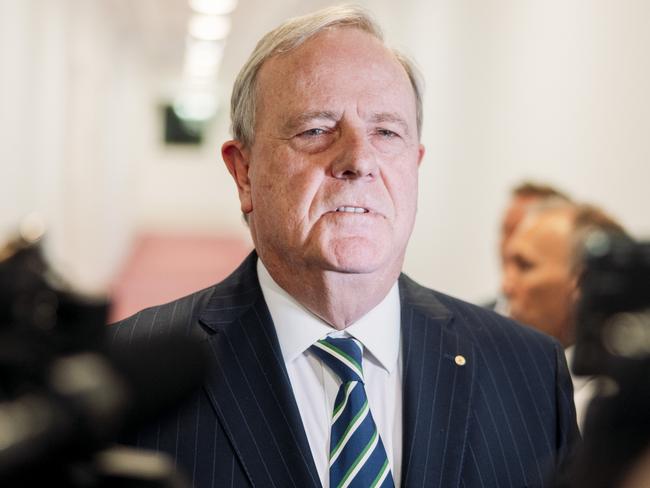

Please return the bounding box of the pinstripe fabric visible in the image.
[111,252,578,487]
[113,255,320,487]
[398,274,579,487]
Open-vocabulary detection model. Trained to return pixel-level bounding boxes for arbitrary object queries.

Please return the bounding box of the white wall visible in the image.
[2,0,649,301]
[0,0,147,293]
[396,0,650,302]
[0,0,38,238]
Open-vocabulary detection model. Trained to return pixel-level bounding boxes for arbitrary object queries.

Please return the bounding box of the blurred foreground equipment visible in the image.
[573,232,650,375]
[0,236,207,486]
[563,233,650,488]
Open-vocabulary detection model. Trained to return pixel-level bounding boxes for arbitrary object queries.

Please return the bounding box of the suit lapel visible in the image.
[194,255,475,487]
[198,253,321,488]
[399,275,476,488]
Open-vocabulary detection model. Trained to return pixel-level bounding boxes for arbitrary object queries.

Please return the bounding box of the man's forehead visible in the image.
[266,26,387,66]
[256,27,409,95]
[533,211,573,235]
[248,25,420,146]
[505,195,540,221]
[515,212,573,257]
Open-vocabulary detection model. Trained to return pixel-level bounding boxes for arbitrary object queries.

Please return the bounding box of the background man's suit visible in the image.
[112,252,578,487]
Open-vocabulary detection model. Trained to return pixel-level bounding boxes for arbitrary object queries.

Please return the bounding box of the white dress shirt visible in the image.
[257,260,403,487]
[565,346,597,431]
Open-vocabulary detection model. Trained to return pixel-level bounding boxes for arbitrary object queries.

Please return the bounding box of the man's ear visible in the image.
[417,144,425,167]
[222,140,253,214]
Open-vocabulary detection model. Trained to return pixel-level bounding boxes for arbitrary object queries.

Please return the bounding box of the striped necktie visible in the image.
[311,336,395,488]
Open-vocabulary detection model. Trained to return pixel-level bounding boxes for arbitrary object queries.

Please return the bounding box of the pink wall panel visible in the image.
[109,233,251,322]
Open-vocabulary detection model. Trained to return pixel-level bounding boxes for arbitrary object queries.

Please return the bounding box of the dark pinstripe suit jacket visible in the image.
[112,252,578,487]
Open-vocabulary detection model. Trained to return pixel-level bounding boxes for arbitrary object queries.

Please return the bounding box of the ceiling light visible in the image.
[184,40,224,78]
[173,91,218,121]
[189,14,231,41]
[189,0,238,16]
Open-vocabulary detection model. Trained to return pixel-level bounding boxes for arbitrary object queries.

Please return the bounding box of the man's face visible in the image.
[225,27,424,279]
[501,211,578,346]
[499,195,539,263]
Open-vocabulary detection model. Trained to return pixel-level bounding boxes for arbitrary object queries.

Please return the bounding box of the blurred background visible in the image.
[2,0,649,321]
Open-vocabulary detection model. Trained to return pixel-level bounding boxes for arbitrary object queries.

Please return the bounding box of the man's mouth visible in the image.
[335,206,369,214]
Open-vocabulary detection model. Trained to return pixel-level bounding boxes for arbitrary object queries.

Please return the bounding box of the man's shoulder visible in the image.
[110,285,217,341]
[110,252,260,342]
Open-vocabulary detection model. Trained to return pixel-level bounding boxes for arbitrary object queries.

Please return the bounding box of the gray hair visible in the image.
[230,4,424,148]
[523,200,629,276]
[511,181,571,202]
[569,204,629,277]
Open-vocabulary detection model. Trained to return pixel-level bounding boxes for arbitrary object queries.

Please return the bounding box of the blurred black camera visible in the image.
[565,232,650,488]
[0,236,206,486]
[573,232,650,376]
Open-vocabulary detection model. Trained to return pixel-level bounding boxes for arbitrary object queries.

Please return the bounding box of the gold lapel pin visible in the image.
[454,355,466,366]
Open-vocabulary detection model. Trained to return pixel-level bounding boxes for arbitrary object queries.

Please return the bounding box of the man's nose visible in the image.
[331,129,379,180]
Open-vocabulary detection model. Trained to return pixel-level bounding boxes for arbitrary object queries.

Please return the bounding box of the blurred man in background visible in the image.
[502,200,628,427]
[500,183,571,265]
[489,181,571,313]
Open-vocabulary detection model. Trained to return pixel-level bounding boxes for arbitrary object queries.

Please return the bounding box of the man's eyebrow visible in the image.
[282,111,341,133]
[369,112,410,134]
[280,110,411,135]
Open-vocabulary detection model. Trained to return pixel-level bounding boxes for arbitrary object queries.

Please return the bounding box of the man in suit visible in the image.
[502,200,628,429]
[113,5,578,487]
[485,181,570,314]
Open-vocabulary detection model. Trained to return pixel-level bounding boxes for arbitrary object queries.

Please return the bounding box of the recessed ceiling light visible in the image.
[189,0,238,16]
[189,14,231,41]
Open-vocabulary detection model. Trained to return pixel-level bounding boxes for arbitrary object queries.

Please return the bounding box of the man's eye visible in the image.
[376,128,399,138]
[514,256,534,272]
[298,128,328,137]
[290,127,335,153]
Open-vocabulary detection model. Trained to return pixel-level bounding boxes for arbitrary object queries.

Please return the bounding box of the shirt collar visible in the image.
[257,259,401,373]
[565,345,591,391]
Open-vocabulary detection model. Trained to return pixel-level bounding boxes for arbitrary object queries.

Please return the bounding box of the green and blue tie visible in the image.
[311,336,395,488]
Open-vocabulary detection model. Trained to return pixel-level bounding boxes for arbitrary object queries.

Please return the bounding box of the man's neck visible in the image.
[260,257,401,330]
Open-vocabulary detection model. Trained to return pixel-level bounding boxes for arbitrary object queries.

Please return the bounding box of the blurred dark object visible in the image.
[162,105,203,145]
[0,236,109,397]
[566,358,650,488]
[573,231,650,375]
[0,236,207,487]
[559,232,650,488]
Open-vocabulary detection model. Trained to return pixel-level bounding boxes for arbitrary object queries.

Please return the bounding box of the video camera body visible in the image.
[0,239,206,486]
[566,232,650,488]
[573,232,650,376]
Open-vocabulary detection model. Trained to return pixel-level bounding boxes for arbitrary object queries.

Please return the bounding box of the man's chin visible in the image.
[316,238,393,275]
